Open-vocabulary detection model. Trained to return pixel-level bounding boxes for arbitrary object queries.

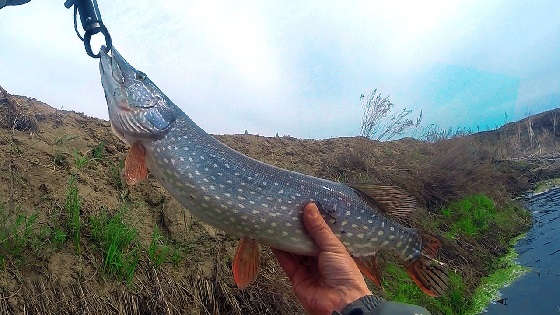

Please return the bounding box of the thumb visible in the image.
[303,203,347,254]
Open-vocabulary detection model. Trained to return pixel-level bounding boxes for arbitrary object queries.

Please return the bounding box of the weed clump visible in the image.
[92,142,105,160]
[51,228,67,248]
[109,159,125,191]
[0,204,38,266]
[90,209,139,282]
[73,150,89,170]
[148,227,170,268]
[148,226,182,268]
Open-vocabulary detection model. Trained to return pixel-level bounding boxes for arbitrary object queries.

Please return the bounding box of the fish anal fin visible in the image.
[351,184,416,218]
[353,256,381,287]
[124,142,148,185]
[406,257,448,297]
[233,237,261,290]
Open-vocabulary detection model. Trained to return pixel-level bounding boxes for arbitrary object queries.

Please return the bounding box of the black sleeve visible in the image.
[333,295,432,315]
[1,0,31,7]
[332,295,384,315]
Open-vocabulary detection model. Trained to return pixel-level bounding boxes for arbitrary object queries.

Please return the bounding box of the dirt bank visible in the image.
[0,87,555,314]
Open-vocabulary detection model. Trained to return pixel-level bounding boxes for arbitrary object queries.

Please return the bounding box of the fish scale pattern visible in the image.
[144,115,422,260]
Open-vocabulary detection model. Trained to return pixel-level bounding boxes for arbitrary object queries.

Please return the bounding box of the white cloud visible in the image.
[1,0,559,138]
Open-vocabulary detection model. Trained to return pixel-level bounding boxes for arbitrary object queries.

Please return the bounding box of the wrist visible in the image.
[335,294,384,315]
[337,287,372,312]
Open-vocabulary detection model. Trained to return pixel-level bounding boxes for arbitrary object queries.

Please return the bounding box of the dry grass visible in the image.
[0,87,555,314]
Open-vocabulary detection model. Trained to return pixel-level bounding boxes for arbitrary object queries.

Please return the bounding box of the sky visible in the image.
[0,1,559,139]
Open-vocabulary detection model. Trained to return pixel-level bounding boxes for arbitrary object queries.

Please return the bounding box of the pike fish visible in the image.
[99,47,448,296]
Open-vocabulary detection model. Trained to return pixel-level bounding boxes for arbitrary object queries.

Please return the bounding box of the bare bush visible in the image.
[360,89,422,141]
[420,124,473,143]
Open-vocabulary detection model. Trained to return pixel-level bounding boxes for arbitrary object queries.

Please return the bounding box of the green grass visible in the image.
[148,226,183,268]
[469,234,529,314]
[534,177,560,194]
[0,207,38,259]
[109,159,125,191]
[398,195,531,314]
[0,204,41,267]
[52,228,67,248]
[432,194,530,246]
[92,142,105,160]
[65,176,81,252]
[382,263,471,315]
[54,134,78,145]
[440,194,497,239]
[73,150,89,170]
[90,209,139,283]
[148,227,170,268]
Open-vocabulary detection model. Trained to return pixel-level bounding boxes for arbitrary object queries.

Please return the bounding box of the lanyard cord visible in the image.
[66,0,112,58]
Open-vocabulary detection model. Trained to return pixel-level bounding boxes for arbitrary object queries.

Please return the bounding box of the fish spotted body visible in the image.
[99,47,447,296]
[145,118,421,259]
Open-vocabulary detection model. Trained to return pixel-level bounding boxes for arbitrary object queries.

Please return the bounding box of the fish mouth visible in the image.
[99,46,132,84]
[99,47,132,112]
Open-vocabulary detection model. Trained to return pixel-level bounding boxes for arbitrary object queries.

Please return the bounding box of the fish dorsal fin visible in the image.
[232,237,261,290]
[124,142,148,185]
[351,184,416,218]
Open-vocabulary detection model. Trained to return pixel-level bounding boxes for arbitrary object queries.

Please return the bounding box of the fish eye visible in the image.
[135,71,147,81]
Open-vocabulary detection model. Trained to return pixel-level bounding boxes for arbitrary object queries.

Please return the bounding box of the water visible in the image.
[485,188,560,314]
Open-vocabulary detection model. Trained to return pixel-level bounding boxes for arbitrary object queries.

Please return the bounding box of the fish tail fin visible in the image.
[406,233,448,297]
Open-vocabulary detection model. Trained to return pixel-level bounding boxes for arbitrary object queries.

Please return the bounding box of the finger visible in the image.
[272,249,313,288]
[302,203,347,254]
[271,248,299,281]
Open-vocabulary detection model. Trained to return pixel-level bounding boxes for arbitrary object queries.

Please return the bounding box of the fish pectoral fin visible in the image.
[350,184,416,218]
[233,237,261,290]
[406,257,448,297]
[124,142,148,185]
[353,255,382,287]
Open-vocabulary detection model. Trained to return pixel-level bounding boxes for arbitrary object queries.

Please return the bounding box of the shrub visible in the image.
[360,88,422,141]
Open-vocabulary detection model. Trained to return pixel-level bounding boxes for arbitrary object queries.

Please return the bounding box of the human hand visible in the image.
[272,203,372,315]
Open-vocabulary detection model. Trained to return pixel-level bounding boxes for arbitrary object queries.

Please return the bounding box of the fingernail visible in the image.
[305,203,318,218]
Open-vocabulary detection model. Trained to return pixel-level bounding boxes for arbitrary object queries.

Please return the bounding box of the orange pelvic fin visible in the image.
[353,256,382,287]
[124,142,148,185]
[233,237,261,290]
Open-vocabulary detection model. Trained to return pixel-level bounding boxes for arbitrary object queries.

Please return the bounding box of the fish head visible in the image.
[99,46,177,143]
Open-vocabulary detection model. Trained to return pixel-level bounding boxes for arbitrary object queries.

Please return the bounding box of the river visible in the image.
[485,188,560,314]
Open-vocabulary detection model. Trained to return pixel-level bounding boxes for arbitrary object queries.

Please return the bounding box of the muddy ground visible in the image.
[0,87,558,314]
